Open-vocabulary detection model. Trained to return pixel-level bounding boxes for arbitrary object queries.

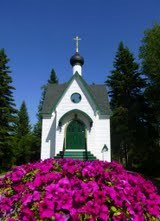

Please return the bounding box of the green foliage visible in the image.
[48,68,58,84]
[33,68,59,159]
[139,23,160,129]
[13,134,37,165]
[35,68,59,130]
[139,23,160,82]
[16,101,31,138]
[139,23,160,175]
[106,42,146,168]
[13,101,33,165]
[0,49,17,171]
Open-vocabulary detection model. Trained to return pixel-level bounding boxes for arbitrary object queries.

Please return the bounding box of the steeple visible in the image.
[70,36,84,76]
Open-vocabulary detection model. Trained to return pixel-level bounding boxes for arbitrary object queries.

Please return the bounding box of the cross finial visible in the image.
[73,36,81,53]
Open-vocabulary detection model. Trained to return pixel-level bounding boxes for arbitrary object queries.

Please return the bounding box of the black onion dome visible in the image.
[70,52,84,66]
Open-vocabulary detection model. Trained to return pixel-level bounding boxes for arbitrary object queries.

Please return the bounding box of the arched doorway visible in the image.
[66,120,86,150]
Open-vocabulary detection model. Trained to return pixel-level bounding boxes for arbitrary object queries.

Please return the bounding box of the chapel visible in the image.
[41,37,111,161]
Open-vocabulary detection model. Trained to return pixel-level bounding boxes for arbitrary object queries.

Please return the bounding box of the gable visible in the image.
[57,78,99,116]
[41,72,111,115]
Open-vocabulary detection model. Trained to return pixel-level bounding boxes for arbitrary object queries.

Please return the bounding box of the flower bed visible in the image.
[0,158,160,220]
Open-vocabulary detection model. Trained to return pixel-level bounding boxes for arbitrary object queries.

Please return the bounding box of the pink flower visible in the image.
[22,193,33,206]
[0,197,11,212]
[55,213,69,221]
[0,158,160,220]
[57,192,73,210]
[39,199,55,219]
[13,183,24,192]
[99,205,109,220]
[74,189,88,205]
[57,177,71,190]
[10,168,25,182]
[20,207,36,221]
[81,200,100,216]
[32,190,40,201]
[45,183,57,199]
[93,190,106,204]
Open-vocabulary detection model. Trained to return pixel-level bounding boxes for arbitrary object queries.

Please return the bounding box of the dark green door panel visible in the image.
[66,120,86,149]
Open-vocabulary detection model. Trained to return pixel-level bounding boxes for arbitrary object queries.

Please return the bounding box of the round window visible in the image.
[71,93,81,103]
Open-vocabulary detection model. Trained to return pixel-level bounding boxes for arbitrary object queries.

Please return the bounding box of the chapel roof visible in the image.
[41,75,111,116]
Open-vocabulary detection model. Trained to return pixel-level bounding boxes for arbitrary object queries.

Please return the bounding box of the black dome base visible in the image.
[70,52,84,66]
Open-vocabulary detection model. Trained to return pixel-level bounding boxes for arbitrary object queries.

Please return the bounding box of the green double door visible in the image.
[66,120,86,150]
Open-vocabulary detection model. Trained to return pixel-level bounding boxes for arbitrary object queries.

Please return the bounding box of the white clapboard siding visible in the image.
[41,78,111,161]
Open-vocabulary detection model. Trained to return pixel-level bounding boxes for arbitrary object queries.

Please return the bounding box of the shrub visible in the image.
[0,158,160,220]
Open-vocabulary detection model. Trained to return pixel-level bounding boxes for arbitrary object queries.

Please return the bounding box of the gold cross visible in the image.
[73,36,81,52]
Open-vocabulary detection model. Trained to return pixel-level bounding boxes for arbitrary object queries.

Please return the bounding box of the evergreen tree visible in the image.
[139,23,160,143]
[37,68,58,124]
[106,42,146,168]
[139,23,160,82]
[0,49,17,171]
[48,68,58,84]
[16,101,31,138]
[13,101,32,165]
[34,68,59,136]
[139,23,160,175]
[33,68,59,160]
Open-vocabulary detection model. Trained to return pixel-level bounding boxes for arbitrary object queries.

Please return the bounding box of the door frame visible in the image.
[65,119,87,150]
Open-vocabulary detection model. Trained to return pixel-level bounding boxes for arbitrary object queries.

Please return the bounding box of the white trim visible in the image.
[73,65,82,75]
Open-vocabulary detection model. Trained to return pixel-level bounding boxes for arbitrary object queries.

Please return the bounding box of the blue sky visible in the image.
[1,0,160,125]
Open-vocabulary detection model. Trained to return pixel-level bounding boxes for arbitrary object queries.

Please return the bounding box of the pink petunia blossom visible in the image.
[39,199,55,219]
[0,158,160,220]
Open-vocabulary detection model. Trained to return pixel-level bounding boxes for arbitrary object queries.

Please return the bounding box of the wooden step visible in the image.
[54,150,96,160]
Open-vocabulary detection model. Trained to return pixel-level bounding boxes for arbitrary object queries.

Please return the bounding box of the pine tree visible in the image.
[16,101,31,138]
[36,68,58,125]
[0,49,17,171]
[13,101,33,165]
[139,23,160,176]
[33,68,59,160]
[48,68,58,84]
[139,23,160,144]
[106,42,146,168]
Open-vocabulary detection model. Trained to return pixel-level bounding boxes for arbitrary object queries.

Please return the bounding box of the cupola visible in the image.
[70,36,84,75]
